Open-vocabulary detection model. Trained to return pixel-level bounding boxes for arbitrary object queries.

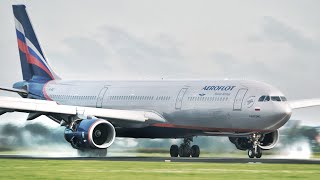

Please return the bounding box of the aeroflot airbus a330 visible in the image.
[0,5,319,158]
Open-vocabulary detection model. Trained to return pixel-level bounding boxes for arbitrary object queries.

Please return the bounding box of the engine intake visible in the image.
[258,130,279,150]
[64,119,116,149]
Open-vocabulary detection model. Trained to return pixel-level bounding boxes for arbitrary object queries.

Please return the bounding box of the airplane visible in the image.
[0,4,320,158]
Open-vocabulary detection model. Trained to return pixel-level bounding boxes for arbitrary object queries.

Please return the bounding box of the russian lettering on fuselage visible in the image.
[202,86,236,91]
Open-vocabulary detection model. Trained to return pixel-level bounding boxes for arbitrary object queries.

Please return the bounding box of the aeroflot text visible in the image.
[202,86,236,91]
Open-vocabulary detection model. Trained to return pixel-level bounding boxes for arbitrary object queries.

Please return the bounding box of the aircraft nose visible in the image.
[265,103,292,130]
[277,104,292,121]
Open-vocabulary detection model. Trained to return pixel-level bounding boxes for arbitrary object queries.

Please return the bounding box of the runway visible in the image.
[0,155,320,164]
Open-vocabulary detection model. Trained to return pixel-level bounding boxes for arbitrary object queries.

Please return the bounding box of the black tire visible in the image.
[248,148,255,158]
[170,145,179,157]
[255,147,262,158]
[190,145,200,158]
[178,145,190,157]
[77,149,108,157]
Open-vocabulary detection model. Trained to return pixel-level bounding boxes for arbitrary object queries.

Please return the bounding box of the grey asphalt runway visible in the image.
[0,155,320,164]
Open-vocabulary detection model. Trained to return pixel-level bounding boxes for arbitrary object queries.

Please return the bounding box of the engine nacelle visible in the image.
[229,130,280,151]
[64,119,116,149]
[258,130,279,150]
[229,137,251,151]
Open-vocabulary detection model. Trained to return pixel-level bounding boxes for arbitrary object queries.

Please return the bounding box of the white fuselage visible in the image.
[42,79,292,134]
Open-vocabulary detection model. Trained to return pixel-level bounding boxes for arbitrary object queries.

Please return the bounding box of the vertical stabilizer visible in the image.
[13,5,60,82]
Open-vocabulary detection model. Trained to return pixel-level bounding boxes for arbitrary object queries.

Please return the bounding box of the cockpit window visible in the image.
[271,96,281,101]
[258,95,270,102]
[258,96,266,102]
[259,95,286,102]
[280,96,287,101]
[265,96,270,101]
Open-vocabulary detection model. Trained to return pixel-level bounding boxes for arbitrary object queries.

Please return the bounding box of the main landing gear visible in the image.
[170,137,200,158]
[247,133,262,159]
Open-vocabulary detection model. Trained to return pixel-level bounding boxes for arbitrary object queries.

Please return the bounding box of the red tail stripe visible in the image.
[17,39,54,79]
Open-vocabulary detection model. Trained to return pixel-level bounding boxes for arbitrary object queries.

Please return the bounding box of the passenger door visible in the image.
[175,88,188,110]
[233,88,248,111]
[96,86,109,108]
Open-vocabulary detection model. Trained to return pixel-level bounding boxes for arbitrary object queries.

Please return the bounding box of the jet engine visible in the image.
[229,137,251,150]
[258,130,280,150]
[229,130,280,150]
[64,119,116,149]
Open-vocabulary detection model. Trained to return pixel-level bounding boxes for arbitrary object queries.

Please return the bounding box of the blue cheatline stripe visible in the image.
[27,46,50,69]
[16,29,26,43]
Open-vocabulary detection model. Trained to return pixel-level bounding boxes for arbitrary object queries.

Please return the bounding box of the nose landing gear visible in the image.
[170,137,200,158]
[248,133,263,158]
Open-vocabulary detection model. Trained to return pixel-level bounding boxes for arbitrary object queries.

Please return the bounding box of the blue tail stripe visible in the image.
[27,47,49,70]
[16,29,26,43]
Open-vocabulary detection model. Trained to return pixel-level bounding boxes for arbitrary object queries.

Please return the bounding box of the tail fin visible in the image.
[13,5,60,82]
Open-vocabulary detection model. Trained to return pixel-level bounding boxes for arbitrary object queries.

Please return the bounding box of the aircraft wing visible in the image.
[0,86,28,97]
[289,99,320,109]
[0,96,166,124]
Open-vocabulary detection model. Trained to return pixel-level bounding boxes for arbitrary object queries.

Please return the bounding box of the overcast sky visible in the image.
[0,0,320,125]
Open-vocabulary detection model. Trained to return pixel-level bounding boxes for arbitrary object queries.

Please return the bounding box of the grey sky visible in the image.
[0,0,320,125]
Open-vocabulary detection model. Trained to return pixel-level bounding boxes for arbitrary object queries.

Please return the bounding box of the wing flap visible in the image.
[289,98,320,109]
[0,96,166,123]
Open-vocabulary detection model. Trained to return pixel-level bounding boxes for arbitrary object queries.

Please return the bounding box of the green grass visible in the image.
[0,159,319,180]
[313,152,320,159]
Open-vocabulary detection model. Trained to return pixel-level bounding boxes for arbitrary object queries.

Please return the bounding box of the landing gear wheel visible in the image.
[248,148,255,158]
[255,147,262,158]
[190,145,200,158]
[77,149,108,157]
[170,137,199,158]
[170,145,179,157]
[247,133,264,158]
[179,144,191,157]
